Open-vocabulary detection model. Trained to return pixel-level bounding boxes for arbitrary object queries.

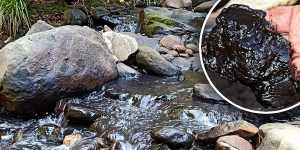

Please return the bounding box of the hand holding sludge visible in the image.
[266,5,300,81]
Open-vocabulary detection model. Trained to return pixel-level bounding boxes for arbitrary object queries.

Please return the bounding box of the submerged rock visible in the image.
[216,135,253,150]
[36,124,63,143]
[0,25,118,115]
[257,123,300,150]
[203,4,299,108]
[65,104,101,125]
[69,138,99,150]
[26,20,54,35]
[136,46,181,76]
[151,127,193,148]
[64,9,88,25]
[193,84,223,101]
[196,120,258,141]
[117,63,140,79]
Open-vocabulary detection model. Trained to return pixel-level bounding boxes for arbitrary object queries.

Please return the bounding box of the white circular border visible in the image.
[199,0,300,114]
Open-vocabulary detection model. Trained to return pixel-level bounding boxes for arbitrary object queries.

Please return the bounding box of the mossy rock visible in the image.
[143,13,177,37]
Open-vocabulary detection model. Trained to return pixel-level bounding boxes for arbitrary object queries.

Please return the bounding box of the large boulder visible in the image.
[257,123,300,150]
[0,25,118,115]
[103,31,138,62]
[64,9,88,25]
[136,46,181,76]
[143,7,206,37]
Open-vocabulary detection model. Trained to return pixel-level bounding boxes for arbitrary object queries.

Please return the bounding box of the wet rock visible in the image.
[65,104,101,125]
[161,0,192,8]
[136,46,181,76]
[192,0,213,7]
[257,123,300,150]
[203,4,299,108]
[158,47,169,54]
[190,57,202,72]
[162,54,175,62]
[64,9,88,25]
[0,26,118,115]
[103,31,138,61]
[36,124,63,143]
[123,32,160,50]
[63,133,82,147]
[151,127,193,148]
[216,135,253,150]
[26,20,54,35]
[224,0,297,10]
[117,63,140,79]
[69,138,99,150]
[171,57,192,71]
[91,7,110,21]
[186,43,199,53]
[143,7,206,37]
[194,0,216,12]
[197,120,258,141]
[193,84,222,101]
[179,53,190,58]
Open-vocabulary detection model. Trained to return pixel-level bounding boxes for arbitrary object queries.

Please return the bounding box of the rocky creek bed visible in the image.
[1,0,300,150]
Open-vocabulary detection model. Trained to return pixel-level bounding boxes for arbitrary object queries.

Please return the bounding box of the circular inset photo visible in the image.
[200,0,300,113]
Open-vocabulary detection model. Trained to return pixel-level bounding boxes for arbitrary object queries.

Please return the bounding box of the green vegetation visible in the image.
[144,13,176,36]
[0,0,30,37]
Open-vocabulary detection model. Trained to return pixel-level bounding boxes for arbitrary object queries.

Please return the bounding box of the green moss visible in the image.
[143,13,176,36]
[144,13,176,27]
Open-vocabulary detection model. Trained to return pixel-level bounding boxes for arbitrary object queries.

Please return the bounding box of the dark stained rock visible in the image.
[64,9,88,25]
[0,26,118,115]
[202,4,300,108]
[65,104,101,125]
[151,127,193,148]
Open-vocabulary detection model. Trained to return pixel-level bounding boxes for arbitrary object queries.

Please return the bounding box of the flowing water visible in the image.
[1,71,298,150]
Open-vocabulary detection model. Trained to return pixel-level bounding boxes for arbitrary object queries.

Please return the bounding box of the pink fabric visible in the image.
[266,6,300,80]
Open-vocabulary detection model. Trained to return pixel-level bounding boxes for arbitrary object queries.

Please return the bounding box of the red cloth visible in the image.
[266,6,300,80]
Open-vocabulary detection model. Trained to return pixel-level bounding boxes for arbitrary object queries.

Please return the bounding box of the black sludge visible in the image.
[203,4,300,109]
